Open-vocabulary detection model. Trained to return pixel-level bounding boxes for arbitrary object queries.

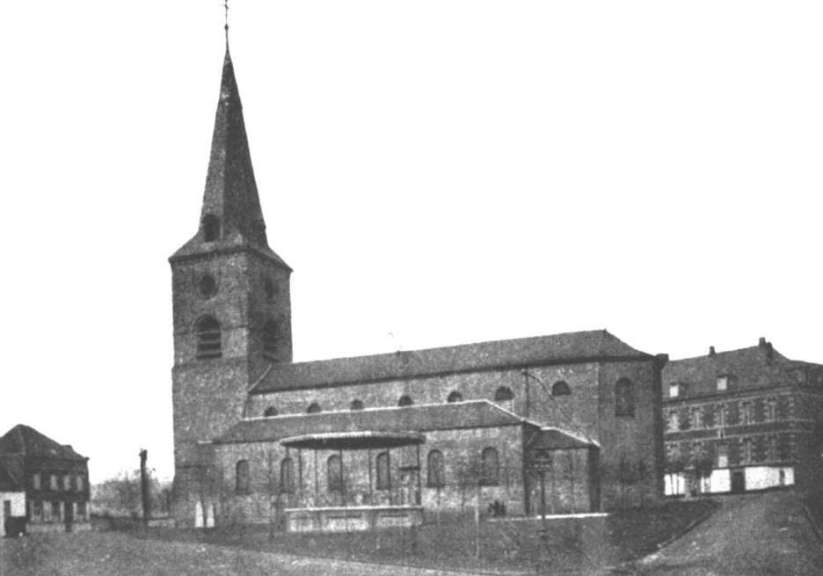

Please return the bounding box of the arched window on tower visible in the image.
[196,316,222,359]
[263,406,278,417]
[280,457,294,494]
[447,391,463,403]
[376,452,391,490]
[552,381,571,396]
[263,320,280,361]
[427,450,445,488]
[202,214,221,242]
[327,455,343,492]
[235,460,250,494]
[307,402,322,414]
[398,395,413,407]
[494,386,514,402]
[480,447,500,486]
[615,378,636,417]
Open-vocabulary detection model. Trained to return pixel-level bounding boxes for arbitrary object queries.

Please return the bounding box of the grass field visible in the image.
[123,499,718,574]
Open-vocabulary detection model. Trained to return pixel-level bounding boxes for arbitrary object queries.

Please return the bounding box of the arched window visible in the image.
[427,450,445,488]
[307,402,322,414]
[235,460,250,494]
[280,457,294,493]
[263,320,280,360]
[198,274,217,299]
[350,399,364,410]
[480,447,500,486]
[202,214,221,242]
[327,455,343,492]
[494,386,514,402]
[376,451,391,490]
[615,378,635,417]
[263,406,278,417]
[398,395,413,407]
[447,391,463,403]
[552,381,571,396]
[196,316,222,359]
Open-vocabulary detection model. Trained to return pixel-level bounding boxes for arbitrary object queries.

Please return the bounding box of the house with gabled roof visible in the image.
[662,338,823,497]
[169,37,666,530]
[0,424,90,533]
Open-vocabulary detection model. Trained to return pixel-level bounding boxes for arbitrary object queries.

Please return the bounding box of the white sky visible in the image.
[1,1,821,484]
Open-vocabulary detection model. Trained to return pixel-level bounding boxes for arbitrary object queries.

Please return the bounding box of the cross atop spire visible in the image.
[224,0,230,46]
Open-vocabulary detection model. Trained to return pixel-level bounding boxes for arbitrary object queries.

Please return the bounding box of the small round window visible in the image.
[199,275,217,299]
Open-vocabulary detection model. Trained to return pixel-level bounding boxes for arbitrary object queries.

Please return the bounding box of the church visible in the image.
[170,43,665,531]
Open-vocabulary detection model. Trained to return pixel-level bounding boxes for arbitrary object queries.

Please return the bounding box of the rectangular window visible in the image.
[669,383,679,398]
[691,407,703,429]
[3,501,10,518]
[49,474,58,490]
[52,501,61,522]
[33,500,43,521]
[741,438,753,464]
[717,376,728,392]
[765,398,777,422]
[665,410,678,432]
[76,475,84,491]
[717,445,728,468]
[768,436,778,461]
[63,475,71,491]
[32,472,41,490]
[741,402,753,425]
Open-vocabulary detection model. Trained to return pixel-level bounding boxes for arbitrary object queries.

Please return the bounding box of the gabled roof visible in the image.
[0,424,86,461]
[0,456,23,491]
[251,329,651,394]
[663,339,823,399]
[215,400,530,445]
[170,48,289,269]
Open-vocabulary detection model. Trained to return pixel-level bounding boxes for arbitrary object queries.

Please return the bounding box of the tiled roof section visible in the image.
[170,48,289,269]
[0,456,23,491]
[251,330,651,393]
[215,400,527,444]
[0,424,86,461]
[663,340,823,399]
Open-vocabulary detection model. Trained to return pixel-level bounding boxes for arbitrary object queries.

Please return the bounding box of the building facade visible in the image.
[0,425,91,533]
[170,46,665,530]
[662,338,823,497]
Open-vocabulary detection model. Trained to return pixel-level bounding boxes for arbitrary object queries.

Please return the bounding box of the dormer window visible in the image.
[202,214,221,242]
[716,376,729,392]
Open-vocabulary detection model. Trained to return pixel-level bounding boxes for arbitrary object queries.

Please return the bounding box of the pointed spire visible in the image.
[171,18,289,269]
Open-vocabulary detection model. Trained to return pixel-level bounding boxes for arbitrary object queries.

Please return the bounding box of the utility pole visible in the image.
[139,449,150,526]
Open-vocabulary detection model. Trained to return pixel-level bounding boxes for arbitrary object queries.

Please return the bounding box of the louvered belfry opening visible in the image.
[196,316,222,359]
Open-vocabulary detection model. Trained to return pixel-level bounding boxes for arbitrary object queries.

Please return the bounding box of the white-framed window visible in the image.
[740,402,753,425]
[691,407,703,429]
[669,383,680,398]
[716,376,728,392]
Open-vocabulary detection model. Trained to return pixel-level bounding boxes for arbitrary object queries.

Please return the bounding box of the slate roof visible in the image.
[216,400,531,445]
[251,329,651,394]
[0,424,86,461]
[663,339,823,400]
[170,48,289,269]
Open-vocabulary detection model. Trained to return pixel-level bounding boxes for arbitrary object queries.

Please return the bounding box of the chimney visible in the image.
[758,337,767,348]
[709,346,716,356]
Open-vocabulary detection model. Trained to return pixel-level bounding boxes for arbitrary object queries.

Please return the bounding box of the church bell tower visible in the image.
[169,42,292,524]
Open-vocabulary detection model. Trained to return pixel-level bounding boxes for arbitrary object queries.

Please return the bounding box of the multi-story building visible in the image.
[662,338,823,497]
[0,425,91,532]
[0,458,26,536]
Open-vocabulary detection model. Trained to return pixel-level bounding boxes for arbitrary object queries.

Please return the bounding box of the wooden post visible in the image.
[139,449,150,527]
[475,480,481,559]
[416,443,422,505]
[368,448,374,506]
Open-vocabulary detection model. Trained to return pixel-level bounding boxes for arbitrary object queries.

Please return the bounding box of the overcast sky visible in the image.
[1,1,821,483]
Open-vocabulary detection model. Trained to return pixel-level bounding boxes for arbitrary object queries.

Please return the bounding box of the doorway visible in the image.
[731,469,745,494]
[64,501,74,532]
